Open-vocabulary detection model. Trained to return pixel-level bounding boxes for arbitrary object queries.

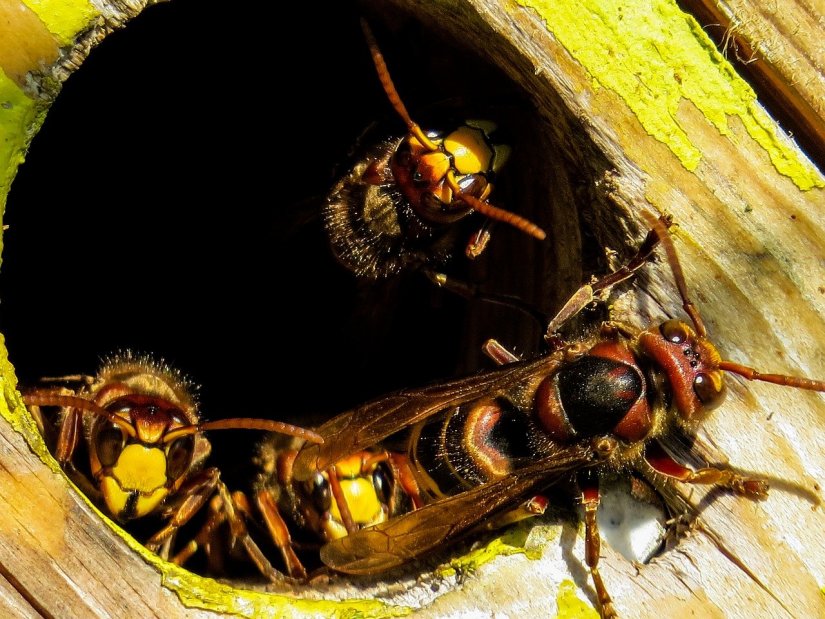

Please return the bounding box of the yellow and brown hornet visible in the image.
[324,20,546,278]
[291,212,825,617]
[23,351,322,563]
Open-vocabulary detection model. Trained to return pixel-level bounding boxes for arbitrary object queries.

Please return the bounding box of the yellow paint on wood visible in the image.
[163,565,412,619]
[20,0,98,46]
[0,0,60,86]
[86,485,413,618]
[517,0,824,191]
[0,68,38,242]
[555,580,598,618]
[0,0,403,616]
[436,522,553,578]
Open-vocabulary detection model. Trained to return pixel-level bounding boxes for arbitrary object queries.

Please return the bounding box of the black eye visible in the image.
[94,421,126,467]
[166,434,195,480]
[420,192,447,214]
[693,372,725,410]
[660,320,690,344]
[372,463,393,506]
[457,173,487,198]
[309,473,331,513]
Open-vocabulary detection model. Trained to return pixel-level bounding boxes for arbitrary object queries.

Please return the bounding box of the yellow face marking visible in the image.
[333,454,364,477]
[434,183,453,204]
[98,444,170,518]
[111,444,168,492]
[323,476,386,540]
[100,476,168,518]
[444,126,493,175]
[323,517,348,540]
[418,151,451,184]
[132,488,168,517]
[339,478,383,524]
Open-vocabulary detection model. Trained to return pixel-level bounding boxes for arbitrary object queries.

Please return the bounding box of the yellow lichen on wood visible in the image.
[0,0,415,615]
[1,336,413,617]
[0,1,60,85]
[0,70,39,219]
[517,0,823,190]
[555,581,599,619]
[20,0,98,46]
[2,0,825,617]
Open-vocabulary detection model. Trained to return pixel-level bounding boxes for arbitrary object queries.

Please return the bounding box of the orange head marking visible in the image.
[360,20,546,243]
[639,319,725,422]
[105,394,188,444]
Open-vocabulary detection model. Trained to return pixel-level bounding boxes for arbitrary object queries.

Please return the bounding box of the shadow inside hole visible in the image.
[0,1,595,578]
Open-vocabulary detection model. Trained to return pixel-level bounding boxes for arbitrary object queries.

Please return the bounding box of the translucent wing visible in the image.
[320,442,593,574]
[293,353,562,481]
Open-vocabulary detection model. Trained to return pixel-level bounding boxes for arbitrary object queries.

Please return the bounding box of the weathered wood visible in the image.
[367,1,825,617]
[0,388,223,618]
[0,571,40,619]
[681,0,825,168]
[1,0,824,618]
[0,1,232,615]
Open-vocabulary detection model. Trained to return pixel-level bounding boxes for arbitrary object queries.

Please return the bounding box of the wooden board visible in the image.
[369,1,825,617]
[0,382,224,618]
[1,0,823,617]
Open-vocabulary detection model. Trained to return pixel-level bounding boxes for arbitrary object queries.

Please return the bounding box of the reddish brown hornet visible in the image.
[289,211,824,617]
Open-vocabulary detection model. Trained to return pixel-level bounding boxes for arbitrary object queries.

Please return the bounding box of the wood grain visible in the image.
[680,0,825,170]
[1,0,824,618]
[365,1,825,617]
[0,399,224,618]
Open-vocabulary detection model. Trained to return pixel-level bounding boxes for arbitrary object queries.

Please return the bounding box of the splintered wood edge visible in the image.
[374,1,825,618]
[0,0,169,202]
[678,0,825,168]
[0,345,408,615]
[0,366,226,618]
[2,0,825,618]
